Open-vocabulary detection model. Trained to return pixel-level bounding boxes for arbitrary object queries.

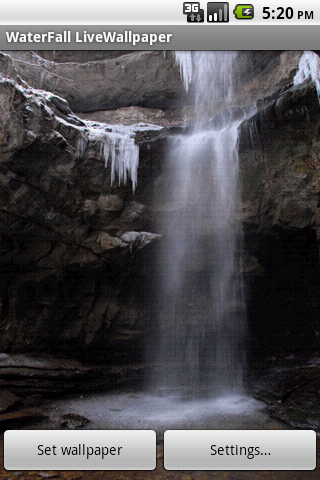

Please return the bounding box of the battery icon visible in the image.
[233,4,254,19]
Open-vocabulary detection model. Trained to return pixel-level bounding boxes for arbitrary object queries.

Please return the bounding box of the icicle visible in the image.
[76,135,87,158]
[174,51,193,93]
[76,125,139,192]
[294,51,320,102]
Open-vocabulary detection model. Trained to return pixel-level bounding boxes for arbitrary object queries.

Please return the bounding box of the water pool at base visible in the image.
[43,392,269,433]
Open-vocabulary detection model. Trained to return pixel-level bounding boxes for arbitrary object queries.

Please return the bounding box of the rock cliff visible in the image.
[0,49,319,403]
[0,51,166,362]
[3,50,185,112]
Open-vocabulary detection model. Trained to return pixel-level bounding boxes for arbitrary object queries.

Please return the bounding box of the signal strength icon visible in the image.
[207,2,229,22]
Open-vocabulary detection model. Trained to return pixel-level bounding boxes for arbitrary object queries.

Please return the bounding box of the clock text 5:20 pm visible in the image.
[262,7,314,19]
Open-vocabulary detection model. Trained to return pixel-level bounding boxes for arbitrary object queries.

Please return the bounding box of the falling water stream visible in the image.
[152,51,247,397]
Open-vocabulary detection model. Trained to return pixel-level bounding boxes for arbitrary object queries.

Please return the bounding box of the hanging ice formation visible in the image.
[76,124,139,192]
[294,51,320,102]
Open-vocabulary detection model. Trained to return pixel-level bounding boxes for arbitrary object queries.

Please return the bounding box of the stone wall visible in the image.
[239,80,320,355]
[0,51,166,361]
[0,49,319,365]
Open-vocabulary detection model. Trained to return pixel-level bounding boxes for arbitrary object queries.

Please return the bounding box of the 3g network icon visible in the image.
[183,2,201,14]
[183,2,205,22]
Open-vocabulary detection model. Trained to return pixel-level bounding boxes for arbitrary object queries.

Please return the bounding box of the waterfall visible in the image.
[152,52,246,397]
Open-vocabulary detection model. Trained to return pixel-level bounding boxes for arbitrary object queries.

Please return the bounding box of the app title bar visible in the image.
[1,25,320,50]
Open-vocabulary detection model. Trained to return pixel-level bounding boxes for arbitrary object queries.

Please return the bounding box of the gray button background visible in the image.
[4,430,156,470]
[164,429,316,470]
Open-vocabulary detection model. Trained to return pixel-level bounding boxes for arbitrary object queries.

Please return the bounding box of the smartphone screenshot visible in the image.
[0,1,319,478]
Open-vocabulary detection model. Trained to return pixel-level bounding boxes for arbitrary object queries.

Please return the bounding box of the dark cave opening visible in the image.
[247,226,320,362]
